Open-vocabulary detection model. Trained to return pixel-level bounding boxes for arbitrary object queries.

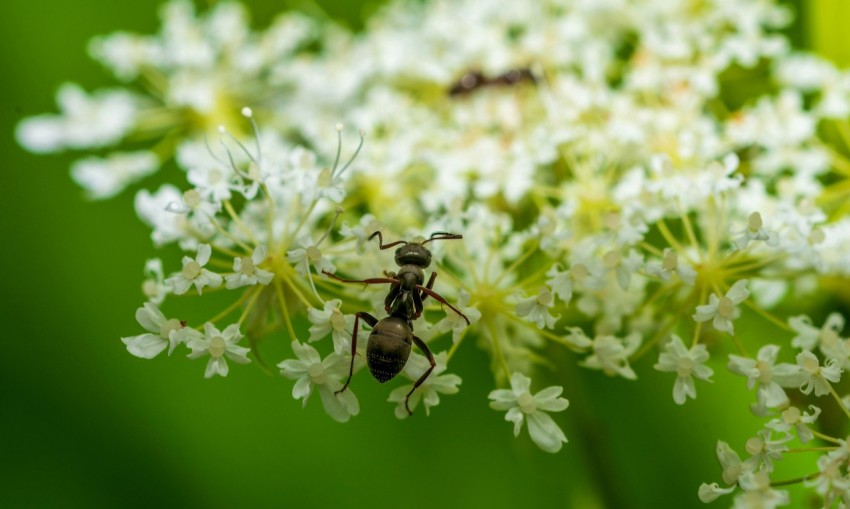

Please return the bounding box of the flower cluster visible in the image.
[18,0,850,500]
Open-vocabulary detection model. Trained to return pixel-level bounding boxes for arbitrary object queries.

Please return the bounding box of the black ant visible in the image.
[448,68,536,96]
[322,231,470,415]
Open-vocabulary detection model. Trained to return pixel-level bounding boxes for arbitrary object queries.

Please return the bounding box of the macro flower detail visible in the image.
[388,352,461,419]
[644,249,696,285]
[307,299,355,354]
[728,345,801,410]
[489,372,569,453]
[278,340,359,423]
[766,405,821,443]
[168,244,223,295]
[225,245,274,289]
[15,82,138,154]
[565,328,640,380]
[120,303,185,359]
[141,258,170,305]
[287,233,337,277]
[653,335,714,405]
[178,322,251,378]
[514,287,560,329]
[732,212,777,250]
[795,350,842,396]
[789,313,847,360]
[693,280,750,334]
[431,289,481,343]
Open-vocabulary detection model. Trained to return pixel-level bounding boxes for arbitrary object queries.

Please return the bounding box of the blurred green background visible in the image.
[1,1,846,508]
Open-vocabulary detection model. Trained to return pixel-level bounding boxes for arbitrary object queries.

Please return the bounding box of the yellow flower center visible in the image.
[239,256,255,275]
[781,406,800,424]
[306,246,322,264]
[183,189,201,208]
[160,318,183,339]
[676,357,694,377]
[308,363,326,384]
[318,167,333,187]
[717,296,735,318]
[517,393,536,413]
[747,212,763,232]
[209,336,226,358]
[183,260,202,279]
[330,310,346,331]
[755,360,772,384]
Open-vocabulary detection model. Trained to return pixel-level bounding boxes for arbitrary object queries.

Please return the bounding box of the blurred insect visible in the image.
[322,231,470,414]
[448,67,536,96]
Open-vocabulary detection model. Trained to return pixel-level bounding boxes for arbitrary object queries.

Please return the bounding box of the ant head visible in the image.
[394,232,463,267]
[370,231,462,268]
[395,243,432,268]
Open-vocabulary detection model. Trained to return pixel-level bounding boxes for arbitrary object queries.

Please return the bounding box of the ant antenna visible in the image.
[369,231,408,250]
[422,232,463,245]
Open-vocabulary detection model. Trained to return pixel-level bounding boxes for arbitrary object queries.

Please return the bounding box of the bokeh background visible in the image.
[2,1,848,508]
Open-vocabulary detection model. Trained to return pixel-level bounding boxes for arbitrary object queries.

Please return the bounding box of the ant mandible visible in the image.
[322,231,470,415]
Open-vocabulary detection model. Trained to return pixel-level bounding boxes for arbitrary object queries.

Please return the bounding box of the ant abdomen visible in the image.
[366,317,413,383]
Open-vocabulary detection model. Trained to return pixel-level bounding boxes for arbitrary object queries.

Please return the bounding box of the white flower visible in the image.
[807,441,850,504]
[545,263,576,304]
[121,303,185,358]
[766,406,821,444]
[728,345,801,409]
[278,340,359,423]
[168,244,223,294]
[141,258,171,305]
[716,441,749,486]
[693,279,750,334]
[307,299,355,354]
[601,249,643,291]
[225,245,274,289]
[795,350,842,396]
[732,212,777,250]
[431,289,481,343]
[789,313,847,361]
[164,188,219,236]
[732,471,790,509]
[488,372,569,453]
[180,322,251,378]
[653,335,714,405]
[287,233,336,276]
[515,287,560,329]
[70,151,159,199]
[135,184,193,248]
[564,327,641,380]
[15,83,138,153]
[644,248,696,285]
[698,482,736,503]
[387,352,461,418]
[743,429,792,473]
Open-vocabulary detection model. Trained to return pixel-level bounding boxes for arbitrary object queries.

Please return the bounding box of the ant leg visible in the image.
[418,272,438,305]
[322,269,398,286]
[336,311,378,395]
[416,285,470,325]
[368,231,407,250]
[383,284,401,314]
[405,335,436,415]
[411,272,437,320]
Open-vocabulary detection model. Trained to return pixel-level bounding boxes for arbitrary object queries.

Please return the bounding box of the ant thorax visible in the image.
[397,265,424,292]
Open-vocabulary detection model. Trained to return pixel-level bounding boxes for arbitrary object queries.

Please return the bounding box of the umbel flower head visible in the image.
[18,0,850,494]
